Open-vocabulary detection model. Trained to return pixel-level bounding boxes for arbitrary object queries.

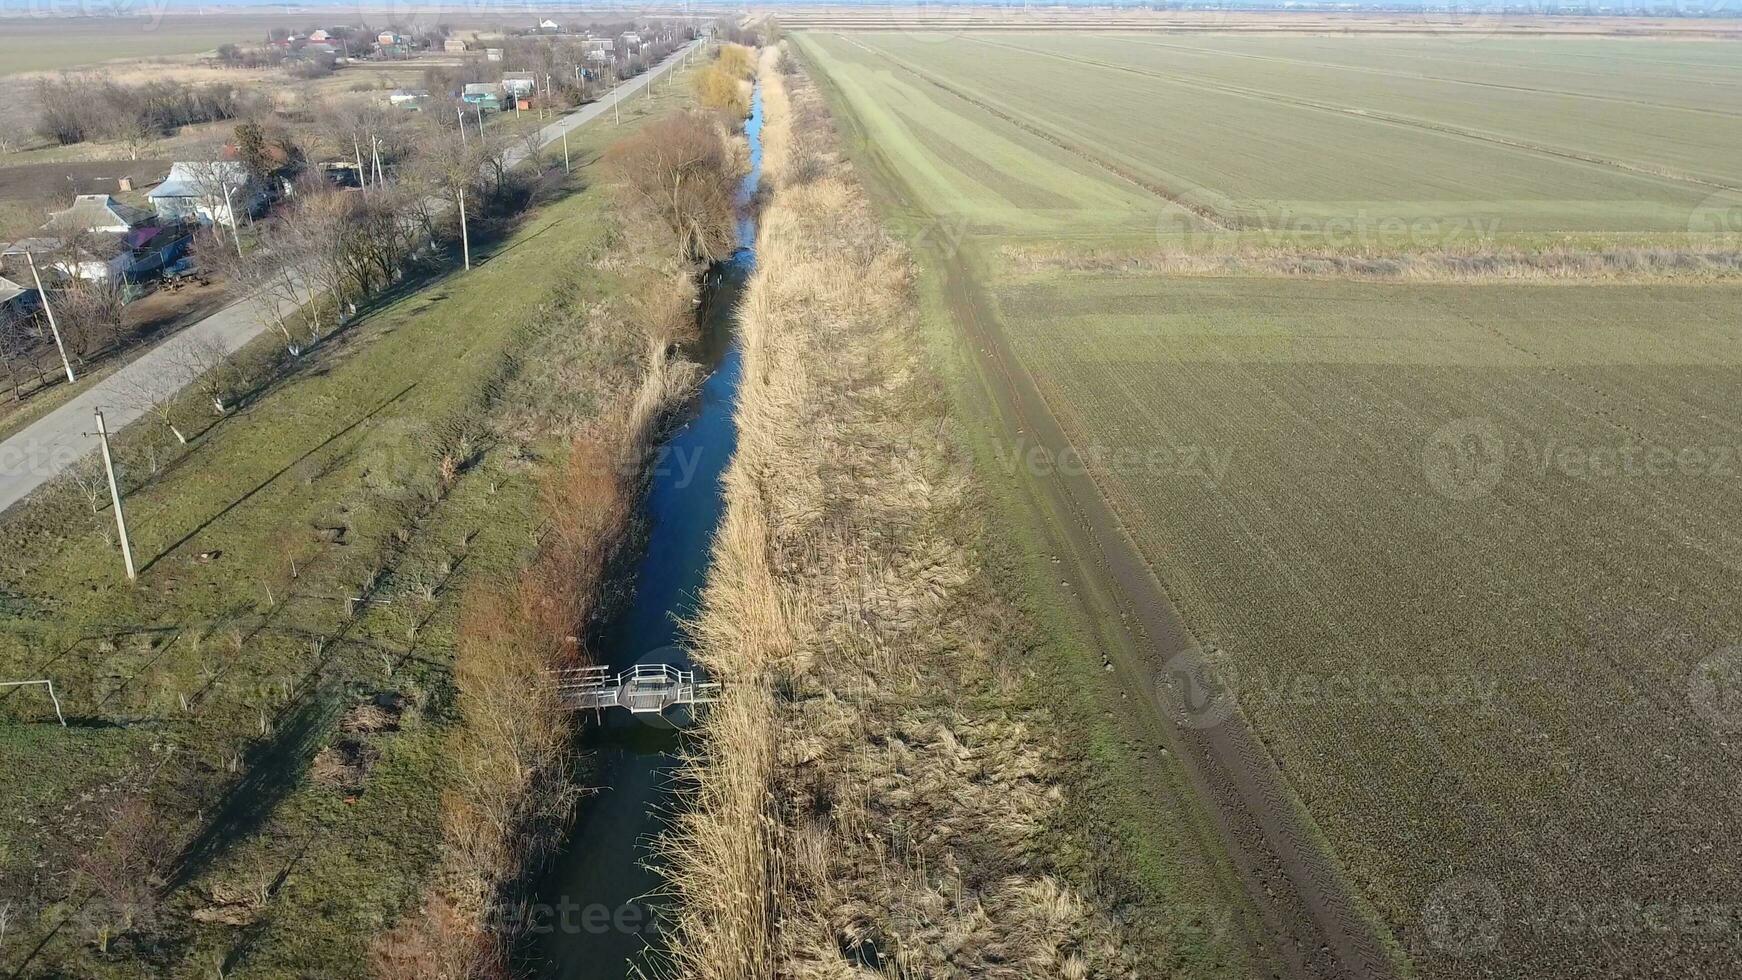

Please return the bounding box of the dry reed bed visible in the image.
[1005,242,1742,283]
[660,50,1136,979]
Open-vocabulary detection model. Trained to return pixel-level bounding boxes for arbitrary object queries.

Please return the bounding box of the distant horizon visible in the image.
[2,0,1740,17]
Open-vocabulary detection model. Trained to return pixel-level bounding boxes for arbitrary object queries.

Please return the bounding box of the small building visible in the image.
[538,18,560,32]
[444,37,469,53]
[148,162,265,229]
[377,31,399,47]
[500,72,537,97]
[309,28,332,42]
[388,88,430,107]
[44,195,153,235]
[461,84,502,112]
[0,275,38,323]
[620,32,641,50]
[484,47,503,62]
[2,236,126,283]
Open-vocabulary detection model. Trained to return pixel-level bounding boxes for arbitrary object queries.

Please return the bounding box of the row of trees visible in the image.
[34,76,261,149]
[198,106,525,361]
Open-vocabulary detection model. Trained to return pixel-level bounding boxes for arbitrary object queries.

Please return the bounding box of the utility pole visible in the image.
[456,186,470,271]
[562,128,570,174]
[614,89,621,125]
[475,103,484,139]
[354,136,366,192]
[457,106,468,147]
[91,407,136,582]
[24,252,75,384]
[371,135,383,186]
[221,183,244,258]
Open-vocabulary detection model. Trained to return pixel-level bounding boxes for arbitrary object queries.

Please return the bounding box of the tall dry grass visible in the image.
[660,48,1136,980]
[1006,241,1742,283]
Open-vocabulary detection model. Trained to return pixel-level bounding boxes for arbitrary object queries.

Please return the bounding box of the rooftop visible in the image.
[44,194,152,233]
[149,161,248,200]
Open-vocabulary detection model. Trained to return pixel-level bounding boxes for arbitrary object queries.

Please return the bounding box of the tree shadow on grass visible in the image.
[136,383,417,575]
[166,686,342,891]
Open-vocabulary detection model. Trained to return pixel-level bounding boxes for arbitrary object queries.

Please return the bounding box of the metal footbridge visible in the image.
[555,663,721,717]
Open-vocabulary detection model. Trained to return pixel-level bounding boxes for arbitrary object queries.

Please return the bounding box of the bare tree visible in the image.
[177,160,250,255]
[604,112,737,264]
[117,114,155,162]
[66,452,114,545]
[55,273,128,363]
[170,336,243,415]
[78,795,172,948]
[410,134,486,272]
[0,313,41,401]
[194,229,305,355]
[115,370,188,445]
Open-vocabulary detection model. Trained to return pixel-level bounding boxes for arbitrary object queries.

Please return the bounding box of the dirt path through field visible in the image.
[934,246,1400,980]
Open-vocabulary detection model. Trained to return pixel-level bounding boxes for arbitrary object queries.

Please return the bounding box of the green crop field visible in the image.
[995,272,1742,978]
[0,15,290,74]
[800,27,1742,980]
[802,31,1742,239]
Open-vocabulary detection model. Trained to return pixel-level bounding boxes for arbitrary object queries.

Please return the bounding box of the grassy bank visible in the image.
[0,64,713,978]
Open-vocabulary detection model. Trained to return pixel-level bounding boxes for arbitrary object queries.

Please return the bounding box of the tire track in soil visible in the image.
[935,247,1401,980]
[832,33,1234,230]
[967,34,1742,195]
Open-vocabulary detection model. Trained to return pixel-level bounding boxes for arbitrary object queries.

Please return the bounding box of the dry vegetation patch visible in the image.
[1004,242,1742,284]
[661,50,1140,980]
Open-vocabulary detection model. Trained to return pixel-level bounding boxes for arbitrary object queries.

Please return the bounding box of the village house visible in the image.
[485,47,504,62]
[538,18,560,32]
[500,72,537,98]
[148,162,267,229]
[444,36,469,53]
[2,235,133,283]
[462,83,502,112]
[43,195,153,236]
[388,88,430,108]
[2,193,184,283]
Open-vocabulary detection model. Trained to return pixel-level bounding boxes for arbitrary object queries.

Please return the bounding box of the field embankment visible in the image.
[658,47,1270,979]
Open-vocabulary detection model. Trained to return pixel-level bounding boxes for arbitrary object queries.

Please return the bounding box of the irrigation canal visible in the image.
[525,81,763,979]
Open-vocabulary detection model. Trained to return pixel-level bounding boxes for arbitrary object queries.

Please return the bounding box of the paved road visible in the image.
[0,41,701,517]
